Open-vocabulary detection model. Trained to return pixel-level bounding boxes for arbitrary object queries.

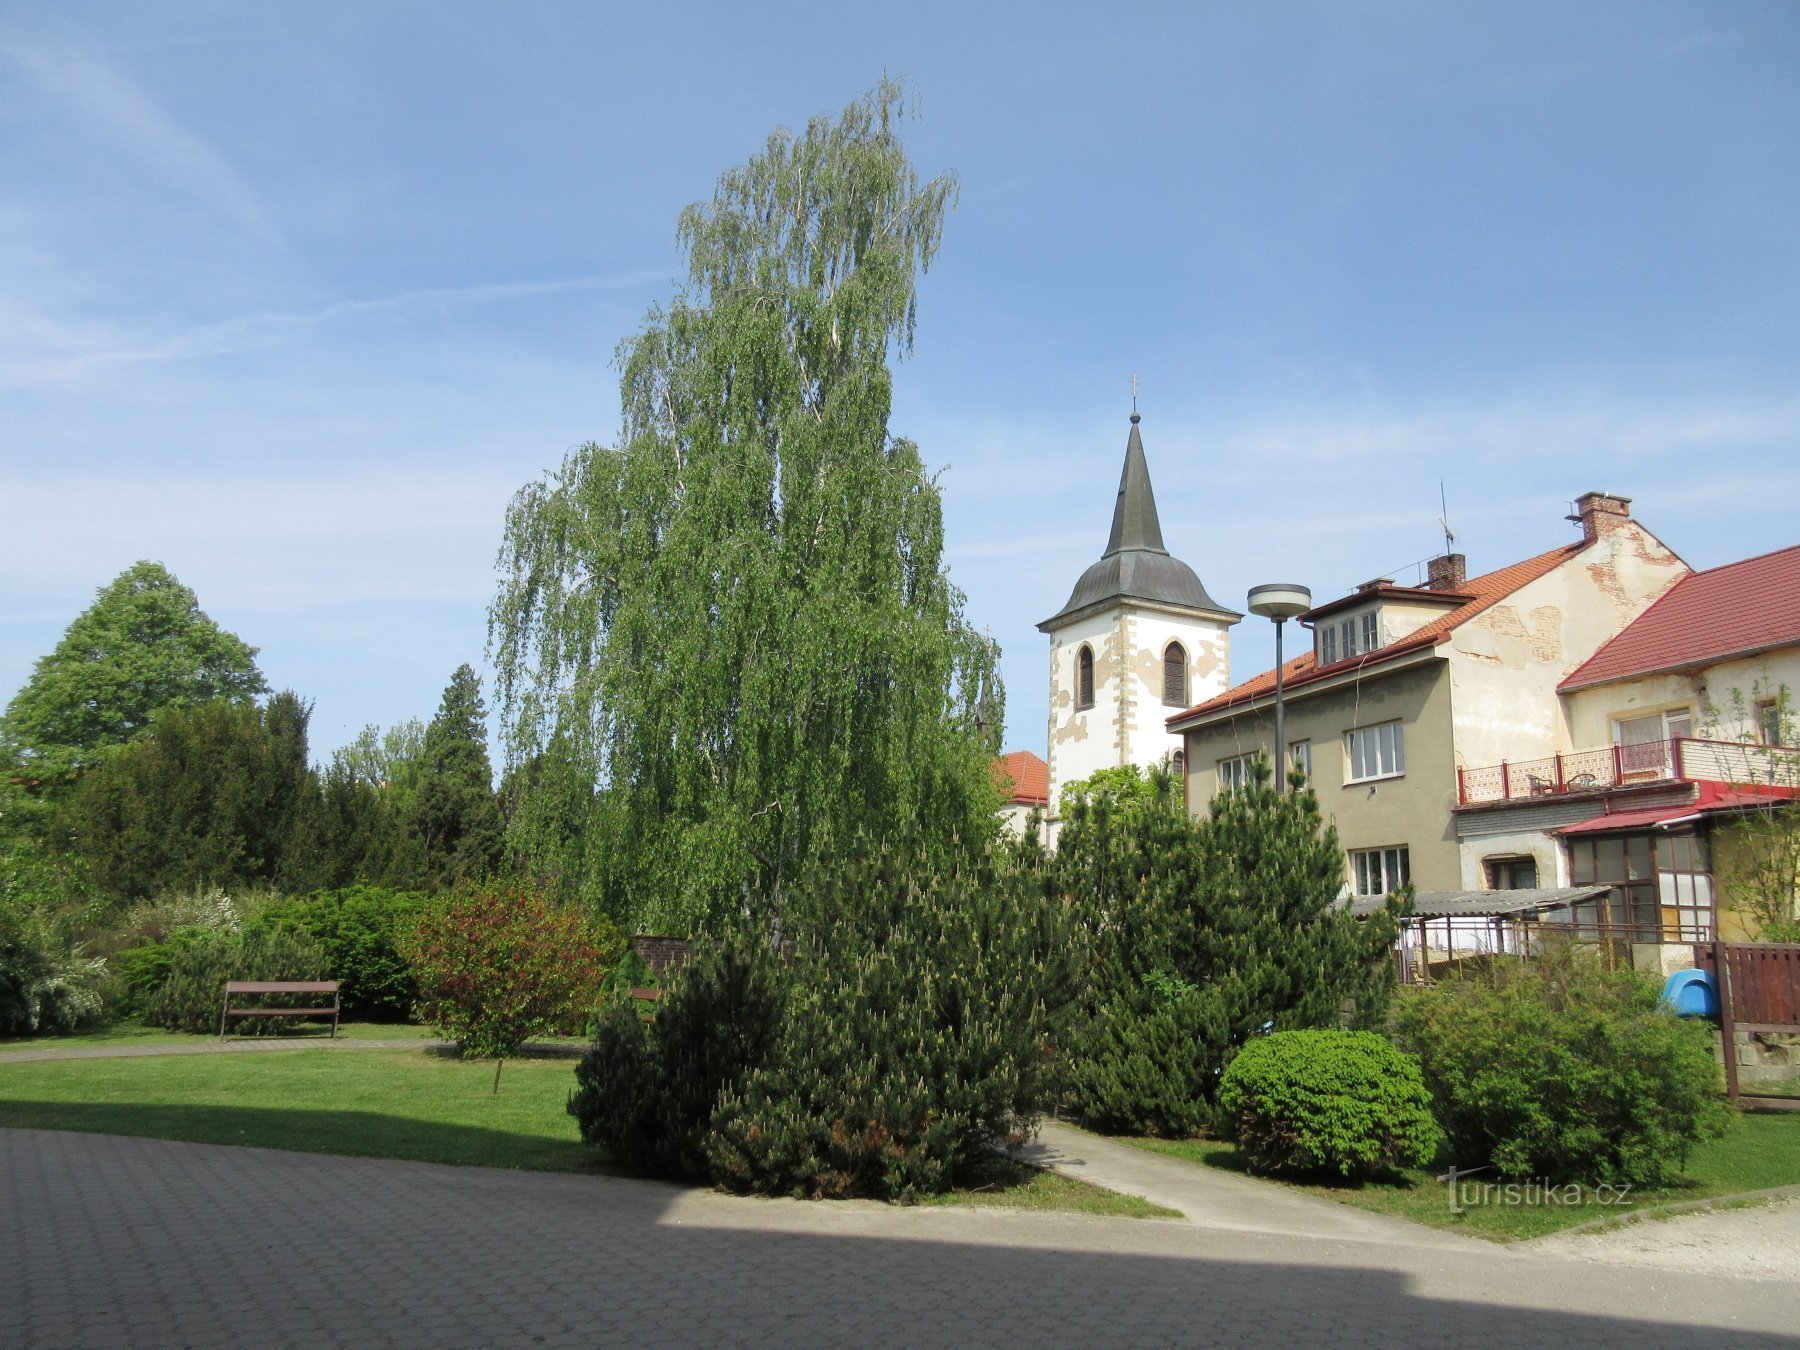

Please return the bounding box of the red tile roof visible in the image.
[994,750,1050,805]
[1560,543,1800,692]
[1171,542,1587,724]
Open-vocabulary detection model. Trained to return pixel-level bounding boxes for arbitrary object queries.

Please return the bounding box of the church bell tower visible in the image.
[1037,413,1239,815]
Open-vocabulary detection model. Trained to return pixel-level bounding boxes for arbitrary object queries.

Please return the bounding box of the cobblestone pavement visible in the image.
[5,1130,1798,1348]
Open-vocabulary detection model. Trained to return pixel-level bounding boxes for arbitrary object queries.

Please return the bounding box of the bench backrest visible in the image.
[225,981,340,994]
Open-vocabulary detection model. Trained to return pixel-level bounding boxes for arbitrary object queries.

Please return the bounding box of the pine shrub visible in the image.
[703,855,1067,1201]
[571,844,1071,1202]
[570,930,787,1176]
[1388,940,1734,1186]
[1215,1029,1439,1179]
[1056,759,1400,1137]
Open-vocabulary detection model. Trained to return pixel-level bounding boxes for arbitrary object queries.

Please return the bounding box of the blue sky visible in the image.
[3,1,1797,766]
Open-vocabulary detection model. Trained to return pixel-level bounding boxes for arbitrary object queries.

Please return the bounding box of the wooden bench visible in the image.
[219,981,341,1039]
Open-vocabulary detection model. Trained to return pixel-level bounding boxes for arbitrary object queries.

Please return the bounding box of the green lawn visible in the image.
[0,1044,1164,1216]
[0,1019,438,1051]
[1118,1113,1800,1241]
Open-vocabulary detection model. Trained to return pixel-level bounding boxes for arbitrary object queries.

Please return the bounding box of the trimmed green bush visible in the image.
[1388,941,1735,1187]
[1216,1029,1439,1179]
[142,926,330,1034]
[272,886,423,1021]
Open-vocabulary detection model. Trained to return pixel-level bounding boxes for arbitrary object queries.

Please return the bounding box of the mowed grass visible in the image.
[0,1047,601,1173]
[1119,1112,1800,1241]
[0,1019,437,1051]
[0,1044,1165,1216]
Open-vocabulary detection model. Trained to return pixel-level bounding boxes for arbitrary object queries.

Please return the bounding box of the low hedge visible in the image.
[1216,1029,1439,1179]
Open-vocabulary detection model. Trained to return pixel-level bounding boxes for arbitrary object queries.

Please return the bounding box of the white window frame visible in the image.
[1351,846,1410,898]
[1340,618,1358,659]
[1756,698,1785,747]
[1319,624,1338,665]
[1346,720,1405,782]
[1287,739,1311,785]
[1360,611,1379,654]
[1218,754,1254,795]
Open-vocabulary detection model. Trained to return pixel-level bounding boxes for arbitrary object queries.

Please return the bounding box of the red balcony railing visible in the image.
[1457,737,1800,806]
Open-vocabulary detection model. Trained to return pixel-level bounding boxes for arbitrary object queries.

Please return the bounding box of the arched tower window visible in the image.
[1162,642,1188,707]
[1076,645,1095,711]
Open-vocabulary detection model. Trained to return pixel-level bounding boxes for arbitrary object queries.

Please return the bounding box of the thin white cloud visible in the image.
[5,44,275,240]
[0,271,670,387]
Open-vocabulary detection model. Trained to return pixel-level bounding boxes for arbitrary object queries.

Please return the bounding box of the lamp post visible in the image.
[1247,583,1313,792]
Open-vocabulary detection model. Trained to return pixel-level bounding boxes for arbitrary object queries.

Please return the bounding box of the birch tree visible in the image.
[490,82,1001,933]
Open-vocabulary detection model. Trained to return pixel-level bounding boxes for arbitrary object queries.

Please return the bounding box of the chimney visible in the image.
[1356,577,1395,594]
[1426,553,1467,591]
[1573,491,1631,544]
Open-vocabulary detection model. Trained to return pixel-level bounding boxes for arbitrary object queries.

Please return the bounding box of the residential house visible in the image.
[1168,492,1690,908]
[994,749,1050,838]
[1458,542,1800,950]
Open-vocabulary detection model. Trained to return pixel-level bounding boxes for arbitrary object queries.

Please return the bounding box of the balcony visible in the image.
[1457,737,1800,807]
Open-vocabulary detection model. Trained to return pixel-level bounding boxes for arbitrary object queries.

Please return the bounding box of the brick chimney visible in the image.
[1355,577,1395,594]
[1426,553,1467,591]
[1573,492,1631,544]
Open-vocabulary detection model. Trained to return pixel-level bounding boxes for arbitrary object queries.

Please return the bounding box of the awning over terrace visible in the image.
[1348,886,1610,919]
[1555,785,1795,838]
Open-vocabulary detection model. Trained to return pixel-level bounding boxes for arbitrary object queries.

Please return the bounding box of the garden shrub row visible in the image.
[1208,942,1733,1189]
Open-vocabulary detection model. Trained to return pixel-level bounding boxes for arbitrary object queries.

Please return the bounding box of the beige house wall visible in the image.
[1445,520,1688,775]
[1183,657,1463,892]
[1564,649,1800,750]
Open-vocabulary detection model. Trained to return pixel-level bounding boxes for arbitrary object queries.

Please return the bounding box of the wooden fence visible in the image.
[1696,941,1800,1110]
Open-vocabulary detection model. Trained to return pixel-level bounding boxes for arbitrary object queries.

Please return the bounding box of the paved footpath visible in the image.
[4,1127,1797,1349]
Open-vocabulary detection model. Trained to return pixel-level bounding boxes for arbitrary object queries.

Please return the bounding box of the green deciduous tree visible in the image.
[490,81,1000,934]
[2,562,266,783]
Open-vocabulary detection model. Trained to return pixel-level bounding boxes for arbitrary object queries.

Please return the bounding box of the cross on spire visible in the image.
[1131,372,1139,414]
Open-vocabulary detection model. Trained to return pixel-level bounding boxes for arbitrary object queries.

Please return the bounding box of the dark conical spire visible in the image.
[1104,413,1167,556]
[1038,412,1240,631]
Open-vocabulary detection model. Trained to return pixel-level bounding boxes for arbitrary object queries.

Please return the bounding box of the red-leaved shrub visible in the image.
[406,883,620,1057]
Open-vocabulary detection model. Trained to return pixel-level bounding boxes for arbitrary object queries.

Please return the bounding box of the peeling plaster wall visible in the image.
[1183,659,1463,891]
[1564,648,1800,749]
[1456,828,1568,892]
[1045,608,1126,809]
[1447,521,1688,775]
[1125,608,1233,770]
[1045,605,1235,812]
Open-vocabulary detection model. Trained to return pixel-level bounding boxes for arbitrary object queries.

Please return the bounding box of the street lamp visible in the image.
[1247,583,1313,793]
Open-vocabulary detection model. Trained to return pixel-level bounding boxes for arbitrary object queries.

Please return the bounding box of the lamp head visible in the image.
[1247,582,1312,621]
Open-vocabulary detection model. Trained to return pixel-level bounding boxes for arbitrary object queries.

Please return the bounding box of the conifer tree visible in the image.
[61,692,315,903]
[1058,757,1399,1135]
[490,81,1001,932]
[406,664,504,890]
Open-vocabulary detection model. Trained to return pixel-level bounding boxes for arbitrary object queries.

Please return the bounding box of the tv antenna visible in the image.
[1438,481,1456,555]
